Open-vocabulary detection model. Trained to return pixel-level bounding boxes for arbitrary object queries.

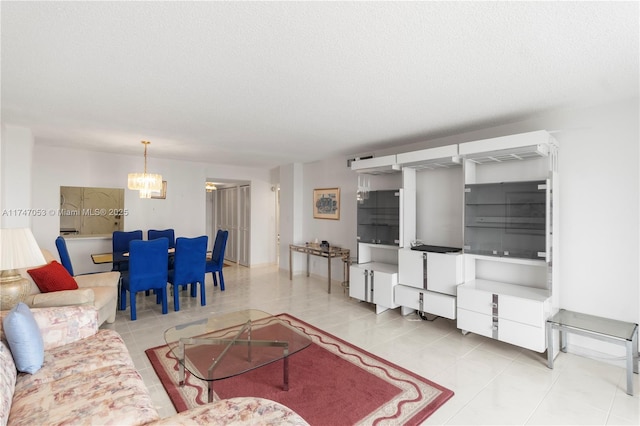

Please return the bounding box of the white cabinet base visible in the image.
[457,279,551,352]
[395,285,456,319]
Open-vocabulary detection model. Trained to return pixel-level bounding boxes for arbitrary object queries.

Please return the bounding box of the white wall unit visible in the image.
[457,279,551,352]
[457,130,559,353]
[349,261,398,314]
[398,248,463,295]
[397,248,462,318]
[395,285,457,319]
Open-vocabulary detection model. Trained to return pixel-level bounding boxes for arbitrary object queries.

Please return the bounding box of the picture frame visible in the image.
[151,181,167,199]
[313,187,340,220]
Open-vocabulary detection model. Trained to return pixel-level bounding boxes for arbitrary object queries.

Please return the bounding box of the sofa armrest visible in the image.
[31,306,99,351]
[24,288,95,308]
[151,397,309,426]
[75,271,120,288]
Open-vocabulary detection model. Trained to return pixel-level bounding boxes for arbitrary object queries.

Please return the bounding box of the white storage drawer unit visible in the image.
[394,285,456,319]
[457,279,552,352]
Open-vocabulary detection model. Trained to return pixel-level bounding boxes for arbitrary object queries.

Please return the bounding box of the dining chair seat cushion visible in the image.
[27,261,79,293]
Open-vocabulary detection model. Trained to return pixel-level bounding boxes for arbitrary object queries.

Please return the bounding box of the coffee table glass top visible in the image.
[164,309,312,382]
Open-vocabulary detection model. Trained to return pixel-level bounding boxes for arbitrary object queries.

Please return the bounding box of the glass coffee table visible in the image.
[164,309,311,403]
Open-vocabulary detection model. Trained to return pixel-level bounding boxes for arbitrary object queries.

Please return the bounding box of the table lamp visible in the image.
[0,228,46,310]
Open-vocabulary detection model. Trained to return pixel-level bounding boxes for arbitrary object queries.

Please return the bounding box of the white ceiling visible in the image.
[2,1,638,169]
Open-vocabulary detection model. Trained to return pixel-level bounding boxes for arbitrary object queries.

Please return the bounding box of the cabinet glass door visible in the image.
[357,190,400,245]
[465,180,546,259]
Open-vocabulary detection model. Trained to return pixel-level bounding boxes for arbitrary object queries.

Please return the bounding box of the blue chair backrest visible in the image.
[210,230,229,267]
[128,238,169,291]
[173,236,208,284]
[55,236,74,276]
[148,229,175,248]
[112,230,143,253]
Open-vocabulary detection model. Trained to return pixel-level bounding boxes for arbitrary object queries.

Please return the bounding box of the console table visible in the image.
[289,244,350,294]
[546,309,639,396]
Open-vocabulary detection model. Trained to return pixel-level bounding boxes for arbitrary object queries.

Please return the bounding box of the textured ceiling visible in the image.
[1,1,638,169]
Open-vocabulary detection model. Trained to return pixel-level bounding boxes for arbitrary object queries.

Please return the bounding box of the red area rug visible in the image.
[146,314,454,425]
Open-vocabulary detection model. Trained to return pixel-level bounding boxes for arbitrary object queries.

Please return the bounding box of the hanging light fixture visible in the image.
[356,174,370,204]
[205,182,218,192]
[128,141,163,198]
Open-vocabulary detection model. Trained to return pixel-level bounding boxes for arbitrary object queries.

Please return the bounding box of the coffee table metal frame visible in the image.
[177,319,290,403]
[165,310,310,404]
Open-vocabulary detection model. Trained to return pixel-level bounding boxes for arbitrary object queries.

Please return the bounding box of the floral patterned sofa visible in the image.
[0,305,309,426]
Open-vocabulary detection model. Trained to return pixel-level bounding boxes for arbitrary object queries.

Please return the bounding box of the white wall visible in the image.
[0,125,34,228]
[25,145,276,274]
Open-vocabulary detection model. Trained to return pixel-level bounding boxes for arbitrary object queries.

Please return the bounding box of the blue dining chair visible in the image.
[55,236,75,276]
[112,230,143,272]
[119,238,169,320]
[205,230,229,291]
[148,229,175,249]
[168,235,208,311]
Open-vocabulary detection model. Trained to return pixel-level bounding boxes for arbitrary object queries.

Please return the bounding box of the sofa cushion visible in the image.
[0,342,17,426]
[10,364,160,426]
[27,261,78,293]
[2,303,44,374]
[15,329,133,392]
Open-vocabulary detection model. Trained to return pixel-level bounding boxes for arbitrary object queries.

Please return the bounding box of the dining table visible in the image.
[91,248,211,265]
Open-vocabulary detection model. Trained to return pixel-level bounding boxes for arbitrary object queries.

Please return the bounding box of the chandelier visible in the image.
[205,182,218,192]
[127,141,163,198]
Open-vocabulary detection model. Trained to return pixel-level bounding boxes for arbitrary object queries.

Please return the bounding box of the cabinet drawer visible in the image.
[457,308,493,338]
[457,286,494,315]
[499,294,548,327]
[499,318,547,352]
[395,285,456,319]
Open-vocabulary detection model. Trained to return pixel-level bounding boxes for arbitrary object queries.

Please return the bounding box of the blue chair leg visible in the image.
[120,287,127,310]
[160,288,168,314]
[219,271,225,291]
[130,292,137,321]
[173,285,180,312]
[190,283,197,298]
[200,281,206,306]
[212,272,218,287]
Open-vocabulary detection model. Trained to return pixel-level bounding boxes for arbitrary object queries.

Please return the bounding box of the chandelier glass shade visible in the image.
[127,141,163,198]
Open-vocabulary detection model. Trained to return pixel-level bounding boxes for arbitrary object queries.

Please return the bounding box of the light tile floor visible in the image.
[103,264,639,425]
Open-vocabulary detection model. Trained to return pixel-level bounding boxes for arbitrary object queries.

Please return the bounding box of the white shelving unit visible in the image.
[457,130,559,353]
[349,243,399,314]
[394,144,464,319]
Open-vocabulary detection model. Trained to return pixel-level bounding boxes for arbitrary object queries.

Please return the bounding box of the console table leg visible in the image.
[626,340,634,396]
[327,256,332,294]
[546,322,554,369]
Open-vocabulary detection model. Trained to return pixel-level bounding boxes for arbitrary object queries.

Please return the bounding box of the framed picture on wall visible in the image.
[313,187,340,220]
[151,181,167,199]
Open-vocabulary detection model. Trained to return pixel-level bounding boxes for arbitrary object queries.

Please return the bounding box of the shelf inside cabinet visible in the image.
[460,279,551,301]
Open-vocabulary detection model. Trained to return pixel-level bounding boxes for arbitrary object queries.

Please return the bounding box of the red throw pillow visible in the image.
[27,261,79,293]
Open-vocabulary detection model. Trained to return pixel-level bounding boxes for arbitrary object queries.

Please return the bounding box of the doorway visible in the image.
[205,180,251,267]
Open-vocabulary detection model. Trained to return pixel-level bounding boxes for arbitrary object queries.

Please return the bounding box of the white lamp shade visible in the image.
[0,228,46,271]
